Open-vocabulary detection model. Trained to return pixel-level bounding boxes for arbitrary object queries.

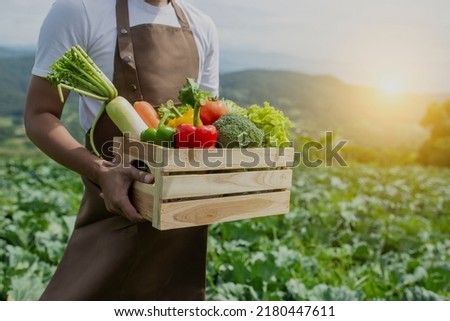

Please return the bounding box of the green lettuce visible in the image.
[246,102,294,147]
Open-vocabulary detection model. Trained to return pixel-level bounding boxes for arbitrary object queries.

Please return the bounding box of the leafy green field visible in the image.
[1,159,449,300]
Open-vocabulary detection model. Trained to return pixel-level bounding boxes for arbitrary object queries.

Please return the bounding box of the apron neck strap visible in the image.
[115,0,193,68]
[171,0,190,30]
[117,0,190,30]
[114,0,194,102]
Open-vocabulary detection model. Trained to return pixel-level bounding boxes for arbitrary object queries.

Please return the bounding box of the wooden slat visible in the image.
[113,137,295,172]
[132,170,165,225]
[115,137,294,230]
[130,182,155,222]
[162,147,295,172]
[161,169,292,199]
[156,190,291,230]
[113,137,164,166]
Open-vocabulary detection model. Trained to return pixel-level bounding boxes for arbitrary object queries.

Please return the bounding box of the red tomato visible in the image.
[200,99,229,125]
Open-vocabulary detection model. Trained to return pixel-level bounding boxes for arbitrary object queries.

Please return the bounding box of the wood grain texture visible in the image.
[161,169,293,199]
[114,137,295,172]
[157,190,291,230]
[130,181,155,222]
[113,137,295,230]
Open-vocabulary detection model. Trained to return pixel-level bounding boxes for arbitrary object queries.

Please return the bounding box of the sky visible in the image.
[1,0,450,93]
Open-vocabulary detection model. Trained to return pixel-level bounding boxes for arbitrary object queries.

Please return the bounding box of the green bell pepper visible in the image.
[140,114,175,148]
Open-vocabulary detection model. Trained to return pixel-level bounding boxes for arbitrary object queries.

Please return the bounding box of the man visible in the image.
[24,0,219,300]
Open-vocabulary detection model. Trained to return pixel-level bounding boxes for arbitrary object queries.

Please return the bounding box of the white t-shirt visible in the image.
[32,0,219,132]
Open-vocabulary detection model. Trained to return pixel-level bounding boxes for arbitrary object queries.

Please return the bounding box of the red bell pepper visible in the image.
[175,90,218,148]
[175,123,217,148]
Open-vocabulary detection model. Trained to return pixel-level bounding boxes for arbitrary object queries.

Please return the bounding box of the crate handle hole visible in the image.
[130,159,155,186]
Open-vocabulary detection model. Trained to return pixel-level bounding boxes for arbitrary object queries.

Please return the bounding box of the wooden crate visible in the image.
[113,137,295,230]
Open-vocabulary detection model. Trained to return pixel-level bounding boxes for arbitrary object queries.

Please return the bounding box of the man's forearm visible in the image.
[24,111,105,184]
[24,76,150,222]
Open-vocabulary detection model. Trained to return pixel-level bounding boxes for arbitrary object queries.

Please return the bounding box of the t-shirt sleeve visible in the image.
[32,0,90,78]
[178,1,219,95]
[199,19,220,97]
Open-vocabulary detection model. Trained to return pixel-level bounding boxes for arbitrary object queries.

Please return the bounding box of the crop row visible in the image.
[1,159,449,300]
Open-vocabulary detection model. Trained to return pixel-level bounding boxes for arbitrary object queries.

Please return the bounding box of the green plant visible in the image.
[1,159,449,300]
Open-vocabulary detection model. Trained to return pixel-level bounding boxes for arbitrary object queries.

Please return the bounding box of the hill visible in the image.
[0,45,34,59]
[1,48,449,156]
[220,70,450,148]
[0,50,81,157]
[0,55,35,116]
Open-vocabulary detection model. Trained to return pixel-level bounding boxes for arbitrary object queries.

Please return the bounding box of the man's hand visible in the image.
[97,161,154,223]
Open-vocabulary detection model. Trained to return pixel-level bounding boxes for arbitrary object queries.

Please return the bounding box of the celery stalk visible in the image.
[47,46,132,157]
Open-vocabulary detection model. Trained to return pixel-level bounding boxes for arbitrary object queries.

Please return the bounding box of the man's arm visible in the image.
[24,75,151,223]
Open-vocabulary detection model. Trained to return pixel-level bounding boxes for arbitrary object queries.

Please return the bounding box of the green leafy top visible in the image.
[178,78,211,108]
[46,46,120,157]
[46,45,117,102]
[178,78,212,127]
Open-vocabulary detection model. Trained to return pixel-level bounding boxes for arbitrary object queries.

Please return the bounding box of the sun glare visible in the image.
[379,77,403,95]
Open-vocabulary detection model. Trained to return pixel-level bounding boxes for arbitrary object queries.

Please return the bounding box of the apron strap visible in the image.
[115,0,194,102]
[116,0,143,101]
[171,0,190,30]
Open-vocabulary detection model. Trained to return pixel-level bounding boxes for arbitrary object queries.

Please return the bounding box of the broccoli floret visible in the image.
[213,114,264,148]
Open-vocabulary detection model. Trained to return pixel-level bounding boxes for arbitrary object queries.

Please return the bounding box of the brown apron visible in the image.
[40,0,209,301]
